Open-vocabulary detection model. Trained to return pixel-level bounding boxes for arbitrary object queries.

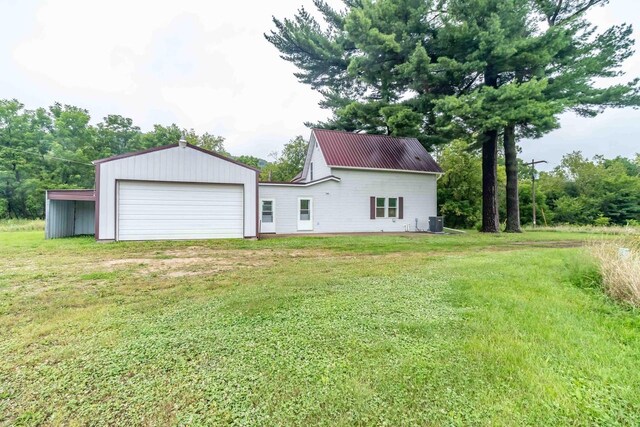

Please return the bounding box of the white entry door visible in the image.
[260,199,276,233]
[297,197,313,231]
[117,181,244,241]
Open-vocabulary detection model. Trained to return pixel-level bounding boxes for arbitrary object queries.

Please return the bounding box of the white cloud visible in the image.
[9,0,329,158]
[5,0,640,163]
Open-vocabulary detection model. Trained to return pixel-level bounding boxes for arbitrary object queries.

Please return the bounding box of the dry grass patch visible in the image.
[589,238,640,307]
[527,224,640,235]
[100,247,341,278]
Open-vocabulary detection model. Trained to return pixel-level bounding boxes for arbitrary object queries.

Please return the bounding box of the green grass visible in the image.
[1,231,638,426]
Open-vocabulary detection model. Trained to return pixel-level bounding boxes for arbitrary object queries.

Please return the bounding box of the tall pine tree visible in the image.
[266,0,638,232]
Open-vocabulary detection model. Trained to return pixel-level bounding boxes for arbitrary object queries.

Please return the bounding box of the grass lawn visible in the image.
[1,230,639,426]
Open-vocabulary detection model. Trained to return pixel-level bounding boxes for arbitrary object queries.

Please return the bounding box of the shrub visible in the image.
[593,215,612,227]
[589,239,640,307]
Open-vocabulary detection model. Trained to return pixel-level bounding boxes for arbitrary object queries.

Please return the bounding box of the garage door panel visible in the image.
[119,190,243,200]
[117,181,244,241]
[119,206,242,215]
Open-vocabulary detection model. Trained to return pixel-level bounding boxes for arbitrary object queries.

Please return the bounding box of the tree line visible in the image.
[437,140,640,228]
[1,95,636,227]
[0,99,305,219]
[266,0,639,233]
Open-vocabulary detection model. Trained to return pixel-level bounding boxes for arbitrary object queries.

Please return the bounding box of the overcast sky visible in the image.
[1,0,639,169]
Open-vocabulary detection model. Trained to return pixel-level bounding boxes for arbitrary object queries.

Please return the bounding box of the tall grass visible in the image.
[0,219,45,232]
[526,224,640,235]
[589,239,640,307]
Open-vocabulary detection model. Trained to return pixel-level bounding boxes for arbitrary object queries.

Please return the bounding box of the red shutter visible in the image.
[399,197,404,219]
[370,196,376,219]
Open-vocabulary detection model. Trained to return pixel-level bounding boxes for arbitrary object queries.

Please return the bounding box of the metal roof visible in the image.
[312,129,442,174]
[260,175,341,186]
[92,143,260,172]
[47,189,96,201]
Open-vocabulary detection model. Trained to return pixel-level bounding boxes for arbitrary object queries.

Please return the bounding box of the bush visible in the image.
[593,215,611,227]
[589,239,640,307]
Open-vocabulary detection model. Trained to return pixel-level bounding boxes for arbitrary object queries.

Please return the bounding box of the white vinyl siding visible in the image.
[117,181,243,241]
[301,133,332,182]
[259,169,437,233]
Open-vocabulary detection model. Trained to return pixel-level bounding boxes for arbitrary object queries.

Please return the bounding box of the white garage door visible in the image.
[117,181,244,241]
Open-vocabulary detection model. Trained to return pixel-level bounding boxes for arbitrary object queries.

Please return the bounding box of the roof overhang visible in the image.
[92,143,260,172]
[329,166,444,176]
[259,175,341,187]
[47,189,96,201]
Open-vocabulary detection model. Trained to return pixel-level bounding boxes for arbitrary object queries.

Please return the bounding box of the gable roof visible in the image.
[92,143,260,172]
[312,129,442,174]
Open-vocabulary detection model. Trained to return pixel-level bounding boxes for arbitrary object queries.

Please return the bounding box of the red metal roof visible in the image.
[47,189,95,201]
[312,129,442,174]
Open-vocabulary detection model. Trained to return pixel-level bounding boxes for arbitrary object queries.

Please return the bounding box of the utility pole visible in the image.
[528,159,547,227]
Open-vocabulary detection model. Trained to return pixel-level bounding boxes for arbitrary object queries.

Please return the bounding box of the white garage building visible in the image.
[45,130,442,241]
[46,139,259,241]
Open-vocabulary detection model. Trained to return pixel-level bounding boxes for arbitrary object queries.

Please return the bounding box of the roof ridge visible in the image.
[313,128,418,141]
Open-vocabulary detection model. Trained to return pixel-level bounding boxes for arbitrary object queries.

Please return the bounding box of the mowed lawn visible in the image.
[1,231,639,426]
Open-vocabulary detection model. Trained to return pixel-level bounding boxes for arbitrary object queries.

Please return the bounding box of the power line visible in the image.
[0,145,93,166]
[44,154,93,166]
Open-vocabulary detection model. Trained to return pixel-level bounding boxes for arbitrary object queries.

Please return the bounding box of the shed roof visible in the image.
[312,129,442,174]
[47,189,95,201]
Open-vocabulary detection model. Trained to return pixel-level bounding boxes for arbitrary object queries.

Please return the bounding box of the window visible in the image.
[388,198,398,218]
[376,197,386,218]
[261,200,273,223]
[310,162,314,181]
[373,197,400,218]
[299,199,310,220]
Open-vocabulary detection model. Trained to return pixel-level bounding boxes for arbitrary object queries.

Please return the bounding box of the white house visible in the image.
[258,129,442,234]
[45,129,442,241]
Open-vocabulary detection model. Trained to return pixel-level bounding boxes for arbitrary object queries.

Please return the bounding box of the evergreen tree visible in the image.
[497,0,640,232]
[267,0,638,233]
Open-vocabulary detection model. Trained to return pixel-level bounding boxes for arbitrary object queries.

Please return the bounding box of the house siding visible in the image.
[97,146,257,240]
[301,133,332,182]
[259,169,437,234]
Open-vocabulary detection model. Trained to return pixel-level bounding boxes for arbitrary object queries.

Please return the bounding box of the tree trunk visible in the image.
[503,124,522,232]
[481,66,500,233]
[481,129,500,232]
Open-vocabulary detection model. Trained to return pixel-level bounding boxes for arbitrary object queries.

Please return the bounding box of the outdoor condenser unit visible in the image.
[429,216,444,233]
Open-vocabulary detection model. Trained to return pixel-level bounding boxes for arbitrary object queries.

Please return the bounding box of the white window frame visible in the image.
[374,197,399,219]
[388,197,398,218]
[375,197,386,218]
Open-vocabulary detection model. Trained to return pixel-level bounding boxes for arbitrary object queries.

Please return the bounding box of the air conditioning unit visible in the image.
[429,216,444,233]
